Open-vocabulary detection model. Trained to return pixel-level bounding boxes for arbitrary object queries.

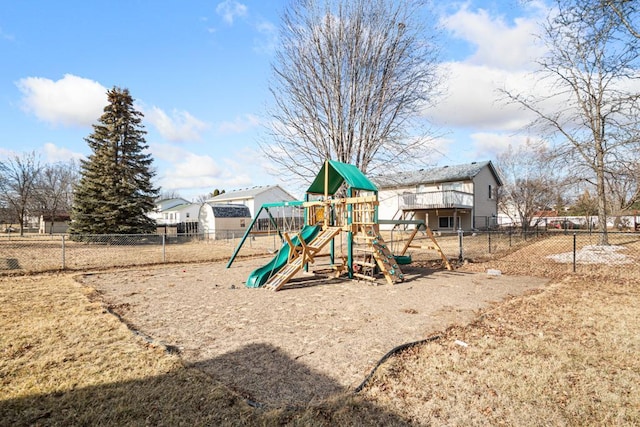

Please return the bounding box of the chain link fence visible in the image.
[0,231,284,275]
[400,229,640,278]
[2,229,639,278]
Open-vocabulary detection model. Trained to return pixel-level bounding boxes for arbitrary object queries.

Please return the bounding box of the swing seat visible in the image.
[393,254,412,265]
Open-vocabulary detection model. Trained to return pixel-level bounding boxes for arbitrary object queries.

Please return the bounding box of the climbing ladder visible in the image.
[354,225,404,285]
[264,226,342,291]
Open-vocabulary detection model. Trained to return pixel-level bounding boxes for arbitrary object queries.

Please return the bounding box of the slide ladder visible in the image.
[356,225,404,285]
[264,226,342,291]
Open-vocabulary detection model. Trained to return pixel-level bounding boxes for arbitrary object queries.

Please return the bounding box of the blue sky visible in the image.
[1,0,551,200]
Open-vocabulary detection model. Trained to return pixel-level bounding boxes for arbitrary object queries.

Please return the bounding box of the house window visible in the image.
[489,184,493,199]
[439,216,455,228]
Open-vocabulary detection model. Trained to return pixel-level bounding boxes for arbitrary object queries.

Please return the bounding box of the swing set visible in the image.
[227,160,451,291]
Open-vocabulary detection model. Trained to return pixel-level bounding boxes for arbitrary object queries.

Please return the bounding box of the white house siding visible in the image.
[253,187,299,220]
[149,198,191,222]
[157,203,200,225]
[377,189,400,226]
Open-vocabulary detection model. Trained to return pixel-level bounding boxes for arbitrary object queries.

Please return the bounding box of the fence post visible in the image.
[509,231,512,247]
[573,233,576,273]
[488,229,492,254]
[458,228,464,261]
[162,234,166,263]
[61,235,66,270]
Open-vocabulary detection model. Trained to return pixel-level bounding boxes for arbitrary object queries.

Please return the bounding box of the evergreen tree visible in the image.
[70,87,158,234]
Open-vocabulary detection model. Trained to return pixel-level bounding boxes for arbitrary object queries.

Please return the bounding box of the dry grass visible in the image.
[362,274,640,425]
[2,236,639,425]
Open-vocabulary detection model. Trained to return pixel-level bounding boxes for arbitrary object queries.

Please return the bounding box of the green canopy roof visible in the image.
[306,160,378,195]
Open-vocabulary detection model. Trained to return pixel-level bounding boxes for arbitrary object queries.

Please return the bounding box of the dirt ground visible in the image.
[77,258,548,407]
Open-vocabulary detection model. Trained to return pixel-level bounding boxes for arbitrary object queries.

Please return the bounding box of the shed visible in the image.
[199,203,251,239]
[39,214,70,234]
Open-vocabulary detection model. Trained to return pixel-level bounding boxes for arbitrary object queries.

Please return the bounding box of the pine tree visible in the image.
[70,87,158,235]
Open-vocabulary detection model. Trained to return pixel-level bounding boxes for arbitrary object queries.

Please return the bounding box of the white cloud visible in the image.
[42,142,84,163]
[427,62,538,130]
[218,114,261,134]
[254,20,278,54]
[151,143,254,195]
[16,74,108,127]
[424,4,559,135]
[468,132,531,159]
[441,4,546,71]
[216,0,248,25]
[145,107,210,142]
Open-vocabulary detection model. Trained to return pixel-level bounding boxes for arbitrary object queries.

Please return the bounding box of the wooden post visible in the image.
[324,159,329,229]
[347,187,354,279]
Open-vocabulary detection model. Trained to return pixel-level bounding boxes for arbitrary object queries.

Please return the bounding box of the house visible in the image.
[206,185,302,229]
[149,198,200,234]
[199,203,252,239]
[373,161,503,231]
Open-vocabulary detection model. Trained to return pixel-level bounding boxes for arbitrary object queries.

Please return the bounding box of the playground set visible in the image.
[227,160,451,291]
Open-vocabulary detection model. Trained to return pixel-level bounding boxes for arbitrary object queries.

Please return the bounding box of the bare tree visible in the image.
[33,160,78,234]
[605,161,640,213]
[157,190,183,201]
[194,194,210,204]
[503,0,640,244]
[497,141,562,232]
[263,0,441,183]
[0,152,42,236]
[604,0,640,39]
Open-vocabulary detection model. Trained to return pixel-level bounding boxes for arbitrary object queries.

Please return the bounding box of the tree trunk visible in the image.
[595,145,609,245]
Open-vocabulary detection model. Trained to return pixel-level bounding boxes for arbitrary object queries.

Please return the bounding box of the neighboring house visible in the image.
[373,161,503,231]
[39,214,70,234]
[206,185,300,222]
[199,203,252,239]
[149,198,200,234]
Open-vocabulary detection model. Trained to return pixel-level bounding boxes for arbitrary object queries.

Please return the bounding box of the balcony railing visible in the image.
[398,190,473,210]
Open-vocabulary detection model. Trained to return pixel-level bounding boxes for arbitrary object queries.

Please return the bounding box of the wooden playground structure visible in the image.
[227,160,451,291]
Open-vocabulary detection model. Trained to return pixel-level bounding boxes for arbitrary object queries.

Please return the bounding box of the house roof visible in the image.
[163,202,195,212]
[155,198,191,211]
[203,203,251,218]
[372,161,503,189]
[207,185,296,202]
[306,160,378,195]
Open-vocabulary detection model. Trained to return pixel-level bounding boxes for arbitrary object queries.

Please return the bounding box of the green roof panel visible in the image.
[306,160,378,195]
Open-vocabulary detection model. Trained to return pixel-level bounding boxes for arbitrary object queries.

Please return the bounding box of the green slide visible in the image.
[246,225,321,288]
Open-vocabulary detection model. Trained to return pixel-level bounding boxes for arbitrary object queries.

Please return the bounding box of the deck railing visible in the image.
[399,190,473,209]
